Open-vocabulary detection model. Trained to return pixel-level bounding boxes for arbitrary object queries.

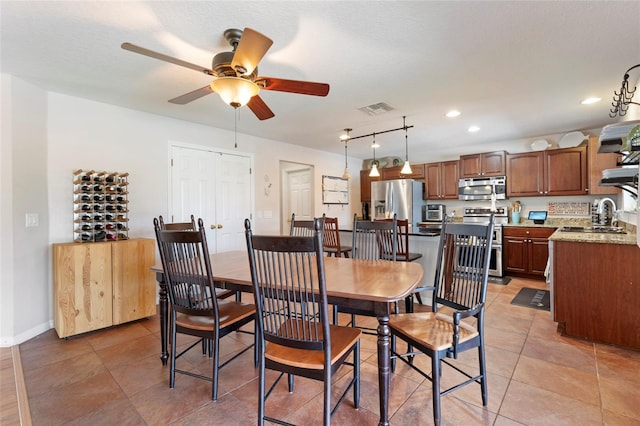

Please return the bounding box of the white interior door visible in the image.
[281,162,313,232]
[215,153,251,252]
[288,168,313,219]
[170,145,252,253]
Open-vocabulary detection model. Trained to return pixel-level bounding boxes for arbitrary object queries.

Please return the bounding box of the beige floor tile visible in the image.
[599,376,640,420]
[500,380,602,425]
[512,355,600,405]
[13,284,640,426]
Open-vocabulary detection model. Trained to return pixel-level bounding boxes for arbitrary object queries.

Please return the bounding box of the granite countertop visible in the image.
[549,228,637,245]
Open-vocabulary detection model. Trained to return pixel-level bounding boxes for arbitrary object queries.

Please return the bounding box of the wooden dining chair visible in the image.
[389,217,495,425]
[289,213,317,236]
[321,215,352,258]
[158,215,236,299]
[376,217,428,313]
[153,217,256,401]
[245,218,361,426]
[333,214,398,330]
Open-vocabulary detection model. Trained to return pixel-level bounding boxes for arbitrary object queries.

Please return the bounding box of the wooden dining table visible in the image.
[152,251,423,426]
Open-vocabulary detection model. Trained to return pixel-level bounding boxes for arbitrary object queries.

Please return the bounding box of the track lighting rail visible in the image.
[343,124,414,141]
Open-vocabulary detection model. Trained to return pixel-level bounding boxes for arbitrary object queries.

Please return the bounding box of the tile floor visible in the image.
[9,277,640,425]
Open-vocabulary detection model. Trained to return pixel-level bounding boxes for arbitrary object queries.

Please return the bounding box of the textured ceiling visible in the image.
[2,1,639,161]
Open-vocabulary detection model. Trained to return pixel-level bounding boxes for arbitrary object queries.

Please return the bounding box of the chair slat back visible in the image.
[159,214,197,231]
[154,217,219,317]
[289,213,317,237]
[322,215,342,250]
[433,218,494,312]
[246,218,328,352]
[375,217,409,259]
[352,215,397,261]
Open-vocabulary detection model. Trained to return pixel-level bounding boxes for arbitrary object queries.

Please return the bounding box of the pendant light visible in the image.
[400,116,413,175]
[341,128,352,179]
[369,133,380,177]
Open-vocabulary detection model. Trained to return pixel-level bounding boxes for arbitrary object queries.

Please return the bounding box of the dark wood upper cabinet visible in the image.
[459,151,506,178]
[506,146,587,197]
[380,163,425,180]
[424,160,459,200]
[360,169,381,202]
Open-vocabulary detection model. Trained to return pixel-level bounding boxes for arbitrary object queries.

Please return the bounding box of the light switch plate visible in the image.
[25,213,39,227]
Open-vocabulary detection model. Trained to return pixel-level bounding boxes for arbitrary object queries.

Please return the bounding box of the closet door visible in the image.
[170,145,252,252]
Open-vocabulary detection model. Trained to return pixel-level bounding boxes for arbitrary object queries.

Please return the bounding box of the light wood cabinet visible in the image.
[424,160,459,200]
[506,146,587,197]
[503,227,555,278]
[586,135,620,195]
[53,238,156,338]
[459,151,506,178]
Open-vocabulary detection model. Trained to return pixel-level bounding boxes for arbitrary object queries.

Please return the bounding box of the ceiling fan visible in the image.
[121,28,330,120]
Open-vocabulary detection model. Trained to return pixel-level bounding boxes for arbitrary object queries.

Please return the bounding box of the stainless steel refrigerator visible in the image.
[371,179,424,229]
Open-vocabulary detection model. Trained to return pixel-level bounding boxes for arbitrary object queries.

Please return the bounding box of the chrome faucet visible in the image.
[598,197,617,226]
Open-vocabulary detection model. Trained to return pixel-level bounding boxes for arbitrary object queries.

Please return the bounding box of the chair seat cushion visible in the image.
[266,321,361,370]
[176,301,255,331]
[389,312,478,351]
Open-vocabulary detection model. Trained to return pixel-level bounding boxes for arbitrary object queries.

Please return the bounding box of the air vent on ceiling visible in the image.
[358,102,395,116]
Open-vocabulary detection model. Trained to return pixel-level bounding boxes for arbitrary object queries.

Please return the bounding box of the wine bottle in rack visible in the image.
[73,169,129,243]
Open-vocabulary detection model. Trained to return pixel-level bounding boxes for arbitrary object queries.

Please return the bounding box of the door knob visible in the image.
[210,224,215,229]
[217,224,223,229]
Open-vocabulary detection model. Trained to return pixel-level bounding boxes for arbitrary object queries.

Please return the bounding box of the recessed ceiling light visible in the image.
[446,110,461,118]
[581,97,601,105]
[468,125,480,133]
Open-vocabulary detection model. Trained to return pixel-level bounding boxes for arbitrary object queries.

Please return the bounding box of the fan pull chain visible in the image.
[234,107,238,148]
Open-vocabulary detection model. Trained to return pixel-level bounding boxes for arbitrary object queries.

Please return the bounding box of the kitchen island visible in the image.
[549,225,639,350]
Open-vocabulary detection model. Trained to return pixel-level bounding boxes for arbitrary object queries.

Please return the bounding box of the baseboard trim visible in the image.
[12,346,32,426]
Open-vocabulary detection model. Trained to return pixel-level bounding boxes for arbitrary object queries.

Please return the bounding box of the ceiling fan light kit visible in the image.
[121,27,329,120]
[210,77,259,108]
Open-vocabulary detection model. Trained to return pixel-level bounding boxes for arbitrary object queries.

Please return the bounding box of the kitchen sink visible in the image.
[559,226,626,234]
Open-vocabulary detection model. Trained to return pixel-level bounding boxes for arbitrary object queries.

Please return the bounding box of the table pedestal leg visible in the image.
[377,312,391,426]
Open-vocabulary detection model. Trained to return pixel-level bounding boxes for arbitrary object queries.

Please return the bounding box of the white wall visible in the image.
[1,74,15,343]
[1,75,50,345]
[2,81,358,345]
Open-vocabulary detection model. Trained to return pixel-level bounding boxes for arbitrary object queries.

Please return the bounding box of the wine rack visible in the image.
[73,169,129,242]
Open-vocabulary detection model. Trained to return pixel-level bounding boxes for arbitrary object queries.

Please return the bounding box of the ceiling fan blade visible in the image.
[121,42,213,75]
[257,77,330,96]
[168,86,213,104]
[230,28,273,76]
[247,95,275,120]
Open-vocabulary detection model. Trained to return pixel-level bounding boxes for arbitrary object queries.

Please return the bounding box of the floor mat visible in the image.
[488,276,511,285]
[511,287,550,311]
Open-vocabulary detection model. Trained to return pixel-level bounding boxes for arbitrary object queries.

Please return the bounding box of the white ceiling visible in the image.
[2,1,639,161]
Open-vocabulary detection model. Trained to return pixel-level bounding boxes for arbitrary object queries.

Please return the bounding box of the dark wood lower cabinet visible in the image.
[552,240,640,350]
[503,226,555,278]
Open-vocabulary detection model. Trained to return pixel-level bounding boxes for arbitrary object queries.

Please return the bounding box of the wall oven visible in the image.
[462,207,507,277]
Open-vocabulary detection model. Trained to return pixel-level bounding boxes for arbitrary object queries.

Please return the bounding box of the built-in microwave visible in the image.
[458,176,506,201]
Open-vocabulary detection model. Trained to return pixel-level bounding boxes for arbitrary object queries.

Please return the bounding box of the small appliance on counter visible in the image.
[528,211,548,225]
[416,204,445,235]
